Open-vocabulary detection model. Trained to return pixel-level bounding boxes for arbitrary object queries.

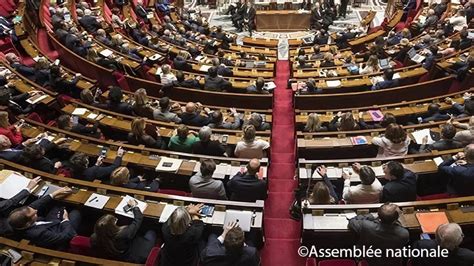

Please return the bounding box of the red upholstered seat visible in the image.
[416,193,452,201]
[158,189,190,196]
[69,236,94,256]
[318,259,357,266]
[145,246,161,266]
[306,258,317,266]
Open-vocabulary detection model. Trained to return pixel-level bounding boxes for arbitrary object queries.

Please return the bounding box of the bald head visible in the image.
[5,53,19,64]
[436,223,463,250]
[247,159,261,176]
[378,203,400,224]
[185,102,196,113]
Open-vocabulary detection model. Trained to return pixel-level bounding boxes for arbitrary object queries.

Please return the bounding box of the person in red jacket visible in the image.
[0,111,22,146]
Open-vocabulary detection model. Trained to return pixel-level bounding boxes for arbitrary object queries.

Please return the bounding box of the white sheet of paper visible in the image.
[303,214,314,229]
[72,108,88,116]
[314,215,349,230]
[199,65,212,72]
[326,80,341,88]
[115,195,148,218]
[411,129,435,144]
[99,49,113,58]
[84,193,110,209]
[26,95,48,104]
[0,173,30,199]
[433,157,444,166]
[155,157,182,172]
[159,204,178,223]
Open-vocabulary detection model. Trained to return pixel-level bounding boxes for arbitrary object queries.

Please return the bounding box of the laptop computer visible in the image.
[223,210,253,232]
[408,48,425,63]
[378,58,391,70]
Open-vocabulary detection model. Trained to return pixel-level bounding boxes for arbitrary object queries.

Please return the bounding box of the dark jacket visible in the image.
[127,133,164,149]
[173,56,192,72]
[66,156,122,181]
[79,15,101,33]
[419,139,464,152]
[107,101,133,115]
[180,112,211,127]
[380,169,417,202]
[161,219,205,266]
[412,239,474,266]
[0,189,30,235]
[226,173,267,202]
[192,140,226,156]
[204,76,231,91]
[200,234,260,266]
[15,195,77,249]
[439,158,474,196]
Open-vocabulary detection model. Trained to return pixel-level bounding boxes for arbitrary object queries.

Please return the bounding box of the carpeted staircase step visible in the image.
[270,152,295,163]
[261,238,306,266]
[264,218,301,239]
[268,163,295,180]
[269,179,298,192]
[264,192,295,219]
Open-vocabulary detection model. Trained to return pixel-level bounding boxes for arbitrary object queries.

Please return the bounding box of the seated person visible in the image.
[341,163,383,204]
[79,9,101,33]
[372,123,411,158]
[0,135,23,162]
[132,88,155,118]
[172,71,201,89]
[180,102,211,127]
[306,165,339,204]
[127,118,164,149]
[320,53,335,67]
[246,77,269,94]
[208,108,241,130]
[419,123,464,152]
[446,92,474,117]
[348,203,409,265]
[106,86,133,115]
[452,116,474,145]
[234,125,270,159]
[0,87,35,115]
[0,177,40,235]
[359,55,379,75]
[173,51,192,72]
[201,221,260,266]
[160,205,204,266]
[134,0,152,23]
[5,53,35,80]
[380,161,417,202]
[90,206,157,263]
[420,103,450,123]
[309,45,324,60]
[438,144,474,196]
[110,166,159,192]
[18,138,67,174]
[227,158,267,202]
[168,124,199,153]
[304,78,322,93]
[303,113,328,132]
[192,126,227,157]
[60,147,125,181]
[8,187,80,249]
[243,113,271,131]
[211,58,233,77]
[189,159,227,200]
[57,114,101,139]
[49,65,82,98]
[153,97,182,123]
[371,68,399,91]
[359,112,397,130]
[297,56,311,69]
[160,64,177,85]
[204,67,232,91]
[328,111,360,131]
[412,223,474,266]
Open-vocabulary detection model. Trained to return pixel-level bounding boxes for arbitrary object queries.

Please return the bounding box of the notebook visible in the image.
[155,157,182,173]
[313,215,349,230]
[159,204,178,223]
[115,195,148,218]
[411,129,435,144]
[368,110,384,122]
[378,58,391,69]
[0,172,30,199]
[84,193,110,209]
[99,49,114,58]
[26,94,48,104]
[351,136,368,145]
[224,210,253,232]
[416,212,449,233]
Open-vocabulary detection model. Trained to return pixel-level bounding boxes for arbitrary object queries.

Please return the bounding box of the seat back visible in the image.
[69,236,95,256]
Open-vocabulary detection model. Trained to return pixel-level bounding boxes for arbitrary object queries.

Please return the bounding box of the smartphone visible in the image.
[100,147,107,157]
[420,233,431,240]
[123,204,133,213]
[162,162,173,167]
[222,135,229,144]
[72,116,79,125]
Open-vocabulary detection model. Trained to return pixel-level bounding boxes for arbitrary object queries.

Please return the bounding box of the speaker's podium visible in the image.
[255,9,311,31]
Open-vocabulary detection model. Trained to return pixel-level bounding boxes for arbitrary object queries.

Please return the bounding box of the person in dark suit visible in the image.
[232,1,246,29]
[459,30,472,51]
[106,86,133,115]
[380,161,417,202]
[0,134,23,162]
[127,118,164,149]
[211,58,233,77]
[61,147,125,181]
[90,201,157,263]
[412,223,474,266]
[5,53,35,80]
[135,0,150,23]
[173,55,192,72]
[79,9,101,33]
[421,103,450,123]
[419,123,464,152]
[192,126,227,157]
[57,114,101,139]
[111,166,160,192]
[0,88,35,116]
[201,221,260,266]
[242,2,256,36]
[95,29,112,47]
[227,159,267,202]
[448,93,474,117]
[49,65,81,98]
[371,68,400,91]
[204,67,232,92]
[160,204,204,266]
[7,186,81,249]
[180,102,211,127]
[438,144,474,196]
[310,3,323,30]
[339,0,349,18]
[0,177,41,236]
[348,203,409,266]
[172,71,201,89]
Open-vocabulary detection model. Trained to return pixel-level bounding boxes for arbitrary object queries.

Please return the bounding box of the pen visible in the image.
[88,196,98,203]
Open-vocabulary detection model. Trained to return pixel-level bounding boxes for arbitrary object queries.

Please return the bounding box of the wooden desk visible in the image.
[256,10,311,31]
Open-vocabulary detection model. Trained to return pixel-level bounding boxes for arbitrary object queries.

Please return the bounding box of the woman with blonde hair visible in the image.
[234,125,270,159]
[320,52,335,67]
[127,118,164,148]
[303,113,328,132]
[110,166,159,192]
[90,201,157,263]
[0,112,22,146]
[160,204,204,266]
[132,88,155,118]
[359,55,379,75]
[372,123,411,157]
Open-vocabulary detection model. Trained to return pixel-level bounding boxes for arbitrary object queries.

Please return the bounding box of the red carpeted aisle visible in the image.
[261,61,305,266]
